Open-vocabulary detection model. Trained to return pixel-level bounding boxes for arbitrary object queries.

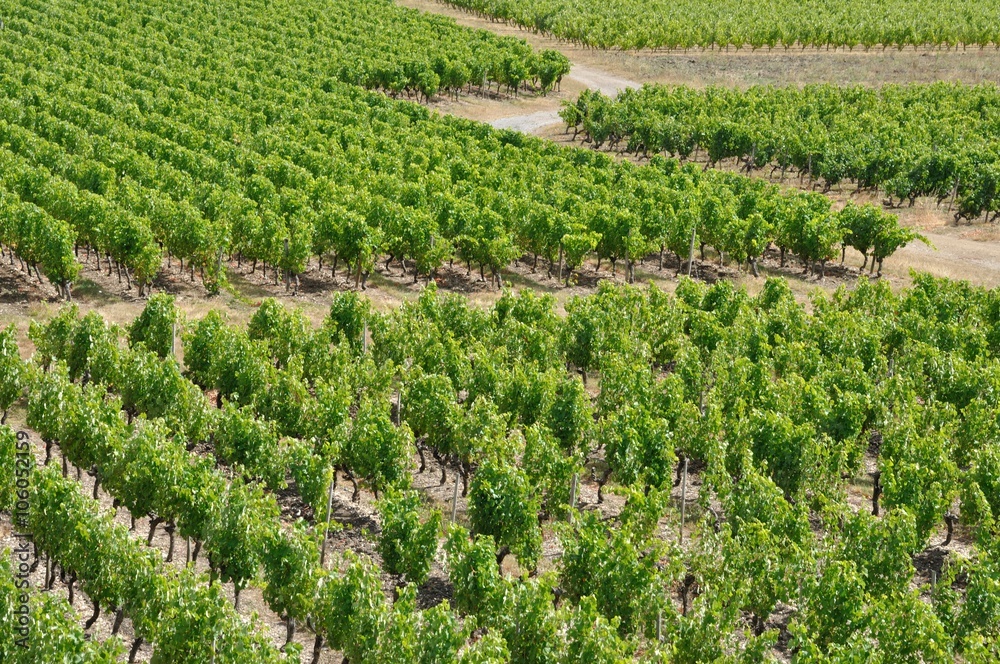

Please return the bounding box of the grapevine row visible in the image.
[8,270,1000,660]
[14,457,293,664]
[1,534,125,663]
[442,0,1000,50]
[561,83,1000,223]
[20,353,489,663]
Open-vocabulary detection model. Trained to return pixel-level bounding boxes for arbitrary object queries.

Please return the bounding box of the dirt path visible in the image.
[565,63,641,95]
[488,63,640,131]
[490,109,561,132]
[890,226,1000,287]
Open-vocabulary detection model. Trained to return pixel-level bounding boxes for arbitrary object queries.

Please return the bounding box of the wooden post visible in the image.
[680,457,689,543]
[362,321,368,354]
[171,322,177,358]
[319,474,336,568]
[283,239,290,290]
[656,609,663,641]
[687,224,697,277]
[569,473,578,517]
[450,475,460,523]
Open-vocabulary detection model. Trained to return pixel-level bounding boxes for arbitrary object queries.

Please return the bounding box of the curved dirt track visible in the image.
[486,63,639,131]
[491,110,562,132]
[889,226,1000,288]
[566,63,641,95]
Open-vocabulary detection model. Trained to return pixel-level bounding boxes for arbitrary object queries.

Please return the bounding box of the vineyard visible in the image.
[0,0,927,301]
[2,0,1000,661]
[441,0,1000,50]
[559,83,1000,223]
[2,279,1000,662]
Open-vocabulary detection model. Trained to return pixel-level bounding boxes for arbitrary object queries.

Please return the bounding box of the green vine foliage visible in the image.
[468,456,542,570]
[316,551,388,663]
[562,83,1000,224]
[128,293,180,359]
[445,0,1000,50]
[342,396,415,496]
[10,262,1000,661]
[377,488,443,585]
[214,403,287,490]
[0,325,26,419]
[1,0,933,301]
[0,553,125,664]
[558,508,674,637]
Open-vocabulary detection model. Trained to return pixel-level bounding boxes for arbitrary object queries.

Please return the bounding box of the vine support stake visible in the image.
[657,609,663,641]
[680,457,689,543]
[320,473,336,568]
[569,472,578,514]
[395,388,402,426]
[283,238,290,291]
[687,224,697,277]
[451,474,460,523]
